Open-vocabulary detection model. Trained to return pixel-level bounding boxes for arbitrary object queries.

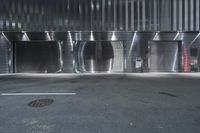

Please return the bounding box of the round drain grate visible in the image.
[28,99,54,107]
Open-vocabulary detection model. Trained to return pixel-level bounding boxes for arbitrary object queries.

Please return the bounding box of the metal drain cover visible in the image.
[28,99,54,107]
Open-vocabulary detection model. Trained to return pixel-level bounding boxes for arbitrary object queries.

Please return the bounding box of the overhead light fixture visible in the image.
[22,31,30,41]
[190,32,200,46]
[153,32,160,40]
[45,31,51,40]
[173,32,180,40]
[1,32,9,41]
[89,31,94,41]
[111,31,117,41]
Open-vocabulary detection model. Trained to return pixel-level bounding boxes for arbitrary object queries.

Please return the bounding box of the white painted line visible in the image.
[0,93,76,96]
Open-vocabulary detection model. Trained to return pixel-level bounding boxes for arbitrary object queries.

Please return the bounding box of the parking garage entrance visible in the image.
[13,41,62,73]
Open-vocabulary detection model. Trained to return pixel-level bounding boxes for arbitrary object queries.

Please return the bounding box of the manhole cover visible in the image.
[28,99,54,107]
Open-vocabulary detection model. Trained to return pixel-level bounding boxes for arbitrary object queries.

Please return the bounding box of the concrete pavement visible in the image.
[0,73,200,133]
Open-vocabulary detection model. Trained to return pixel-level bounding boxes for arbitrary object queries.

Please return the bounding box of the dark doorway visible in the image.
[13,41,62,73]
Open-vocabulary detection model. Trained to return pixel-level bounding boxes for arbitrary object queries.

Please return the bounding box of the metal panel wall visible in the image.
[0,33,10,73]
[0,31,200,73]
[0,0,199,31]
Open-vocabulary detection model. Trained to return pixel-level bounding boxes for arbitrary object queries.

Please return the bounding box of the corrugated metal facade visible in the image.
[0,31,199,73]
[0,0,199,31]
[0,0,200,73]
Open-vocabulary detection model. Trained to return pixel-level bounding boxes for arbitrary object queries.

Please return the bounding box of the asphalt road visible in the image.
[0,73,200,133]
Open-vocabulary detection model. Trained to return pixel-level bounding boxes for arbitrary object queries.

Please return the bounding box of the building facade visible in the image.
[0,0,200,73]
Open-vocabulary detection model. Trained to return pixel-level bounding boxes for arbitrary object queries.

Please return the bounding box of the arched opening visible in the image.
[82,41,114,72]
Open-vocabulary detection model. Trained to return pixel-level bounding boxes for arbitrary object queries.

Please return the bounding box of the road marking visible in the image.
[0,93,76,96]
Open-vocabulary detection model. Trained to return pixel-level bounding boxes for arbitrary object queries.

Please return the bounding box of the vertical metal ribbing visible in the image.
[196,0,200,30]
[160,0,171,31]
[75,0,78,30]
[185,0,188,31]
[21,0,24,30]
[131,0,134,30]
[54,0,57,30]
[40,1,43,29]
[13,1,17,29]
[125,0,129,31]
[85,1,89,30]
[119,0,123,30]
[149,0,152,30]
[190,0,194,30]
[55,0,58,30]
[137,0,140,30]
[9,0,12,30]
[108,0,111,30]
[114,0,117,30]
[178,0,183,31]
[142,0,145,31]
[43,0,47,30]
[1,0,5,30]
[70,0,73,30]
[61,0,65,30]
[153,0,157,30]
[8,0,11,29]
[69,0,73,30]
[7,0,10,29]
[11,0,15,29]
[173,0,177,30]
[34,1,37,30]
[67,0,71,30]
[102,0,105,30]
[0,0,2,30]
[47,0,51,30]
[78,0,82,30]
[91,0,94,30]
[39,1,43,30]
[157,0,160,30]
[2,0,200,32]
[9,0,13,30]
[96,0,100,31]
[41,1,45,30]
[65,0,68,29]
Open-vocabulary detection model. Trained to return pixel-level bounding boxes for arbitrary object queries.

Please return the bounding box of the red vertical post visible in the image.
[183,46,189,72]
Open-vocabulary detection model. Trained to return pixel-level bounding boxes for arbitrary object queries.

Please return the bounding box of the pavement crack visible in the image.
[158,92,177,97]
